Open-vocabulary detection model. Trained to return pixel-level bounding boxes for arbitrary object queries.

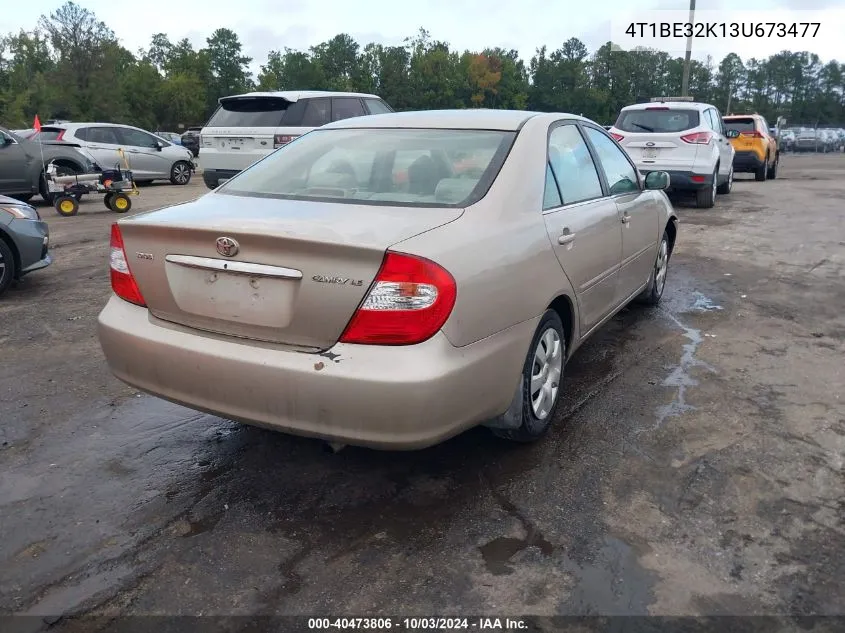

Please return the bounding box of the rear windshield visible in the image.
[615,109,700,133]
[218,128,516,208]
[724,118,756,133]
[206,97,293,128]
[31,128,65,141]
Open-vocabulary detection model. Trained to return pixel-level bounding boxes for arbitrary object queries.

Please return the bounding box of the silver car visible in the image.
[98,109,679,450]
[33,123,195,185]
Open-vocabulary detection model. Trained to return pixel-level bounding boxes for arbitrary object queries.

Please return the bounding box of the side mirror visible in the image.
[726,129,740,139]
[155,141,164,151]
[644,170,670,190]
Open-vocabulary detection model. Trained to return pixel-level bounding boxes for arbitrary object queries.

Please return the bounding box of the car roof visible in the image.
[219,91,380,103]
[321,109,580,131]
[41,122,137,129]
[723,113,760,119]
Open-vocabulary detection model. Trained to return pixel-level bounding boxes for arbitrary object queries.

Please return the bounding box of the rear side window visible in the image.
[332,98,366,121]
[301,98,331,127]
[724,118,756,134]
[206,97,293,127]
[616,109,700,133]
[33,128,64,141]
[364,99,393,115]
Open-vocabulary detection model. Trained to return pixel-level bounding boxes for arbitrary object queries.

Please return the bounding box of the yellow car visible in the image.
[723,114,779,181]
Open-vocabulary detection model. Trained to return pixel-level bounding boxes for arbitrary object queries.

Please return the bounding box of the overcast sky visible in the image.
[7,0,844,76]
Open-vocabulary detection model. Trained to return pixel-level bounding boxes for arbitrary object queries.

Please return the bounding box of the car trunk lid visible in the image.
[117,193,463,349]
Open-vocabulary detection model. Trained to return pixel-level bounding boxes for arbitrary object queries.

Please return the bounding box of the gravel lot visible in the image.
[1,155,844,623]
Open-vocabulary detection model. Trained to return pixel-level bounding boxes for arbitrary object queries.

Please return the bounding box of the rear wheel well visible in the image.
[665,217,678,256]
[49,159,83,174]
[0,229,22,278]
[546,294,574,354]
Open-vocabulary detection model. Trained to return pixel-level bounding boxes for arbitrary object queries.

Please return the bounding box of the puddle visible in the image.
[479,532,554,576]
[689,292,724,312]
[648,311,717,430]
[558,535,656,615]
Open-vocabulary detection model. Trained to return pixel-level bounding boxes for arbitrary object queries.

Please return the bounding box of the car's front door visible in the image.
[0,131,31,194]
[582,124,660,301]
[116,127,172,179]
[542,122,623,335]
[79,126,123,171]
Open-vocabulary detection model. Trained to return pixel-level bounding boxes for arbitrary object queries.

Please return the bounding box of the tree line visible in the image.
[1,2,843,132]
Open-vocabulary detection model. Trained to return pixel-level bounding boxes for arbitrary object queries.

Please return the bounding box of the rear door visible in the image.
[542,122,623,334]
[76,126,123,170]
[200,95,304,172]
[115,126,173,179]
[582,124,659,301]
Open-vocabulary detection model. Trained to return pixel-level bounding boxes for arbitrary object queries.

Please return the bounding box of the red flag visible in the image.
[33,114,41,132]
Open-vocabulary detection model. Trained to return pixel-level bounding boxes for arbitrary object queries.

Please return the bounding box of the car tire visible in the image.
[0,238,15,297]
[755,157,768,181]
[170,161,192,185]
[637,230,670,306]
[696,168,717,208]
[716,166,733,195]
[493,310,565,443]
[767,155,778,179]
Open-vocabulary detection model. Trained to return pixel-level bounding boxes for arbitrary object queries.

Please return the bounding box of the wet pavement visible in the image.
[1,155,844,623]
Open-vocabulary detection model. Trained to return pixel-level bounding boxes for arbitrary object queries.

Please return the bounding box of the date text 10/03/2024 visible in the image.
[307,618,528,630]
[624,21,820,38]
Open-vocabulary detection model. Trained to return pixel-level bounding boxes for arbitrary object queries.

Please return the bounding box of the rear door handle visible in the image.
[621,214,631,225]
[558,231,576,245]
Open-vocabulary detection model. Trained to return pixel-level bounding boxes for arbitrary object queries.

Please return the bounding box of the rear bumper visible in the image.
[732,151,765,171]
[203,169,240,189]
[97,297,533,449]
[640,169,712,190]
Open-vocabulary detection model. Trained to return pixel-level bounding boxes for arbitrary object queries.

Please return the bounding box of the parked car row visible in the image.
[608,97,784,208]
[780,126,845,153]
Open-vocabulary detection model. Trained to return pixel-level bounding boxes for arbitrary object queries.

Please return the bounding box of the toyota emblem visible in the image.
[216,237,239,257]
[646,141,656,147]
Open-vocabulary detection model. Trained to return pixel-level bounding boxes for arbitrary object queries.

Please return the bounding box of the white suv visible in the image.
[608,98,735,208]
[200,90,393,189]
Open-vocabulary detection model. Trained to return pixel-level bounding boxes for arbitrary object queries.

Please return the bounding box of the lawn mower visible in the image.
[45,149,140,217]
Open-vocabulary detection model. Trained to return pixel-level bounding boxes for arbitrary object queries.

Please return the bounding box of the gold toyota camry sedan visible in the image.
[98,110,678,450]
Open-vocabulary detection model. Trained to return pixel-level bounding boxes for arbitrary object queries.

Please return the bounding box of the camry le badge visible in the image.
[312,275,363,286]
[216,237,239,257]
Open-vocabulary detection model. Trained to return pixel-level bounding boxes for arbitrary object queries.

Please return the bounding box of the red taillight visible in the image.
[273,134,299,148]
[109,223,146,306]
[339,252,457,346]
[55,130,65,141]
[740,131,764,138]
[610,133,624,142]
[680,131,713,144]
[691,175,705,183]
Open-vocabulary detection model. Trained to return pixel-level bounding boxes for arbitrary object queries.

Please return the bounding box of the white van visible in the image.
[200,91,394,189]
